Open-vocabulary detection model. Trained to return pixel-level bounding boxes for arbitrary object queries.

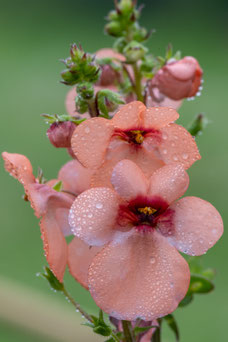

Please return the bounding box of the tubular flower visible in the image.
[149,57,203,101]
[2,152,100,286]
[69,160,223,321]
[71,101,201,187]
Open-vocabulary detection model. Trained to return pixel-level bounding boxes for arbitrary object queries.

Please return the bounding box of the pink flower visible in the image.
[2,152,100,286]
[71,101,201,187]
[47,121,76,148]
[149,57,203,101]
[95,48,125,87]
[69,160,223,321]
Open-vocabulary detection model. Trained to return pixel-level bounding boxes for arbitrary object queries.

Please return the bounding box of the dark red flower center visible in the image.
[113,127,161,146]
[117,196,171,233]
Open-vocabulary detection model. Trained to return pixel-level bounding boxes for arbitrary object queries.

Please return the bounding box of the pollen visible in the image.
[130,130,144,144]
[138,207,157,215]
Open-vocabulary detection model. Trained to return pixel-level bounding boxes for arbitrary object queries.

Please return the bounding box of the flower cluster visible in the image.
[2,0,223,340]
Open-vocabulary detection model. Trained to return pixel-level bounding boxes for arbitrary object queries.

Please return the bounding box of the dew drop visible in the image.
[85,127,90,133]
[96,203,103,209]
[182,153,188,160]
[150,257,155,264]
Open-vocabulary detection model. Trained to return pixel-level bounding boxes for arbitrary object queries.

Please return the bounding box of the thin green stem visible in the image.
[88,97,99,117]
[132,63,144,102]
[122,320,135,342]
[62,287,93,323]
[151,318,162,342]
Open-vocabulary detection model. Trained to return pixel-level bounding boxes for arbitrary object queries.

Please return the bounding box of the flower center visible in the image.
[128,130,144,145]
[137,206,158,226]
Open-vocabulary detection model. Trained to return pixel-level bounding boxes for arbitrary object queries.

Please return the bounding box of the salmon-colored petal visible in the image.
[71,117,114,169]
[68,237,101,289]
[58,159,93,195]
[40,195,73,282]
[142,107,179,130]
[149,164,189,204]
[69,188,120,246]
[159,197,223,256]
[88,230,190,321]
[2,152,35,186]
[146,88,183,110]
[95,48,126,62]
[112,101,145,130]
[111,160,148,200]
[158,124,201,169]
[130,146,165,179]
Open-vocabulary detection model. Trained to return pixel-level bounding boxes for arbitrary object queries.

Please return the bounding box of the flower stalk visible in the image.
[122,320,136,342]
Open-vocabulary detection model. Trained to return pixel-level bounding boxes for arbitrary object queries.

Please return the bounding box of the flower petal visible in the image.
[69,188,120,246]
[159,197,223,256]
[149,164,189,204]
[71,118,114,169]
[142,107,179,130]
[112,101,145,130]
[68,237,101,289]
[2,152,35,186]
[158,124,201,169]
[58,159,93,195]
[88,231,190,321]
[111,160,148,200]
[40,195,73,282]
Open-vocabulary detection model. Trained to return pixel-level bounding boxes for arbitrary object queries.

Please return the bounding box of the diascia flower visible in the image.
[71,101,201,187]
[149,57,203,101]
[69,160,223,321]
[2,152,100,286]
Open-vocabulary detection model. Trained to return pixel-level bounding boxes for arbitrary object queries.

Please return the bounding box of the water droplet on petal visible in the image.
[96,203,103,209]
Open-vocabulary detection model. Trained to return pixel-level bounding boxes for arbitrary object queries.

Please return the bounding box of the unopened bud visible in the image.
[123,41,148,62]
[75,95,89,114]
[105,21,122,37]
[47,121,76,148]
[76,82,94,99]
[97,89,125,116]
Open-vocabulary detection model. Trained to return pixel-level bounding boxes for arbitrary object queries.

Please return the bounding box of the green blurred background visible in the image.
[0,0,227,341]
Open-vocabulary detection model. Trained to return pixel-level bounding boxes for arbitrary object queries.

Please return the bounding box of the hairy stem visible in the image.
[132,62,144,102]
[62,287,93,323]
[122,320,135,342]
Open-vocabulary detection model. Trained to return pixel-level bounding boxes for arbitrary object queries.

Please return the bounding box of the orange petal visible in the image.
[158,123,201,169]
[58,159,93,195]
[112,101,145,130]
[142,107,179,130]
[95,48,126,62]
[88,231,190,321]
[71,117,114,169]
[111,160,148,200]
[68,237,101,289]
[159,197,223,256]
[2,152,35,186]
[69,188,120,246]
[40,195,73,282]
[149,164,189,204]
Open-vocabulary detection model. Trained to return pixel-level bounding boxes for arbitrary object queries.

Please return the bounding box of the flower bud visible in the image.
[97,64,120,86]
[149,56,203,100]
[97,89,125,116]
[47,121,76,148]
[123,41,148,62]
[105,21,122,37]
[76,82,94,99]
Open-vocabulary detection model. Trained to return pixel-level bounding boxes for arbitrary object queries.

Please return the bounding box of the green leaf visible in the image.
[52,180,63,192]
[134,325,157,336]
[39,266,64,292]
[188,113,208,137]
[165,43,173,61]
[41,113,86,125]
[97,89,125,116]
[189,274,214,294]
[179,293,193,308]
[164,314,179,341]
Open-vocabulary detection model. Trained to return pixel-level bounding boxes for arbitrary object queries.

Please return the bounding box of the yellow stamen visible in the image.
[138,207,157,215]
[131,130,144,144]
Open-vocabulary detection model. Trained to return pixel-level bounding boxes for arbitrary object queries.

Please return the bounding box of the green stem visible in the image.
[87,97,99,117]
[132,63,144,102]
[122,320,135,342]
[152,319,162,342]
[62,287,93,323]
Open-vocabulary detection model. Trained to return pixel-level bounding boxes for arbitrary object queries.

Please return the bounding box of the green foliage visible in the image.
[39,267,64,292]
[97,89,125,117]
[164,314,179,341]
[52,180,63,192]
[61,44,100,85]
[188,113,209,137]
[123,41,148,62]
[41,113,85,125]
